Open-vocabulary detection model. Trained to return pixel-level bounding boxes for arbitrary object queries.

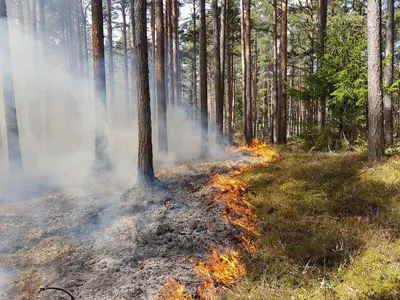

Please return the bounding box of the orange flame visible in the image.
[158,278,193,300]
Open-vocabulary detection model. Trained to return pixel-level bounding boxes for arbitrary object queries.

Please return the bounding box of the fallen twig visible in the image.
[38,287,75,300]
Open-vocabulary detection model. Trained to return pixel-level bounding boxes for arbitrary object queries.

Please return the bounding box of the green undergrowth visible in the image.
[228,148,400,299]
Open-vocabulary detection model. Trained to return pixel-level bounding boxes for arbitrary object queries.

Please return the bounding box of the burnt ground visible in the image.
[0,152,255,300]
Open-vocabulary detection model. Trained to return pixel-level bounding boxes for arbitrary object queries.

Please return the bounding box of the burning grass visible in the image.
[158,140,280,299]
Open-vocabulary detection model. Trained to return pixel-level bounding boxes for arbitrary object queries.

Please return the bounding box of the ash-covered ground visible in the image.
[0,152,255,300]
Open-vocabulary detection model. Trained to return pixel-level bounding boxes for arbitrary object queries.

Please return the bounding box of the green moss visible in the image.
[228,151,400,300]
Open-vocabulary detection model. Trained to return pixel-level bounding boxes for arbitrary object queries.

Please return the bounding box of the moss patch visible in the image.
[228,149,400,299]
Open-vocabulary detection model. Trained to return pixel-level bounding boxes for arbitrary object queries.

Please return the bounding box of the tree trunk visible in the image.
[272,0,278,143]
[367,0,384,161]
[0,0,23,174]
[220,0,227,126]
[279,0,287,144]
[227,46,233,144]
[156,0,168,154]
[150,0,156,117]
[192,0,198,123]
[106,0,115,104]
[213,0,223,147]
[129,0,138,115]
[172,0,180,106]
[17,0,24,30]
[121,0,130,105]
[318,0,327,128]
[383,0,394,145]
[91,0,111,169]
[30,0,37,38]
[240,0,246,142]
[200,0,208,156]
[135,0,155,185]
[244,0,252,145]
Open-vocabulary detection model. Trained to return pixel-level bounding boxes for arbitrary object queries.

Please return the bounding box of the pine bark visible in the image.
[172,0,180,106]
[121,0,130,105]
[106,0,115,103]
[156,0,168,153]
[91,0,111,169]
[318,0,327,128]
[272,0,278,143]
[279,0,288,144]
[367,0,384,161]
[244,0,252,145]
[213,0,223,147]
[200,0,208,156]
[383,0,394,145]
[129,0,138,115]
[192,0,198,122]
[135,0,155,185]
[0,0,24,174]
[240,0,246,141]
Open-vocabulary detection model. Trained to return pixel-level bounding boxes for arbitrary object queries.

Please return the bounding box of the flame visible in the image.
[157,140,279,299]
[157,278,193,300]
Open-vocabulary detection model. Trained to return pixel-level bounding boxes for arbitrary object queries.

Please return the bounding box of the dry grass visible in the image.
[228,148,400,299]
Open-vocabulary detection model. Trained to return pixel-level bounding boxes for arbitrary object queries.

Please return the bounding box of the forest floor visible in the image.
[229,146,400,299]
[0,144,278,300]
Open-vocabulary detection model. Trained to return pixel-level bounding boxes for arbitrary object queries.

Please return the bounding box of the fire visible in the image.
[157,278,193,300]
[157,140,279,299]
[190,248,245,298]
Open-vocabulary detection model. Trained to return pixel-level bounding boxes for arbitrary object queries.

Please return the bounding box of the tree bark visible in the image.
[121,0,130,105]
[106,0,115,103]
[129,0,138,115]
[244,0,252,145]
[30,0,37,38]
[240,0,246,142]
[227,46,233,144]
[213,0,223,147]
[200,0,208,156]
[172,0,180,106]
[91,0,111,169]
[367,0,384,161]
[150,0,156,117]
[135,0,155,185]
[318,0,327,128]
[279,0,288,144]
[192,0,198,123]
[156,0,168,154]
[272,0,278,143]
[220,0,227,127]
[383,0,394,145]
[0,0,24,174]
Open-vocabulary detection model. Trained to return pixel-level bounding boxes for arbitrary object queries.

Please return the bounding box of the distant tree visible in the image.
[318,0,327,128]
[244,0,252,145]
[200,0,208,156]
[156,0,168,154]
[121,0,130,105]
[135,0,155,185]
[367,0,384,161]
[0,0,23,174]
[91,0,111,169]
[279,0,287,144]
[129,0,138,114]
[383,0,394,145]
[213,0,223,147]
[105,0,115,103]
[30,0,37,38]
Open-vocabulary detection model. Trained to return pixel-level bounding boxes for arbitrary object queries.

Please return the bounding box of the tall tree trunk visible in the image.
[30,0,37,38]
[213,0,223,147]
[129,0,138,115]
[172,0,180,106]
[83,1,90,78]
[135,0,155,185]
[91,0,111,169]
[318,0,327,128]
[17,0,25,31]
[272,0,278,143]
[220,0,227,126]
[227,47,233,144]
[367,0,384,161]
[121,0,130,105]
[279,0,287,144]
[240,0,246,141]
[150,0,156,117]
[0,0,23,174]
[106,0,115,104]
[244,0,252,145]
[200,0,208,156]
[192,0,198,123]
[156,0,168,153]
[38,0,44,40]
[383,0,394,145]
